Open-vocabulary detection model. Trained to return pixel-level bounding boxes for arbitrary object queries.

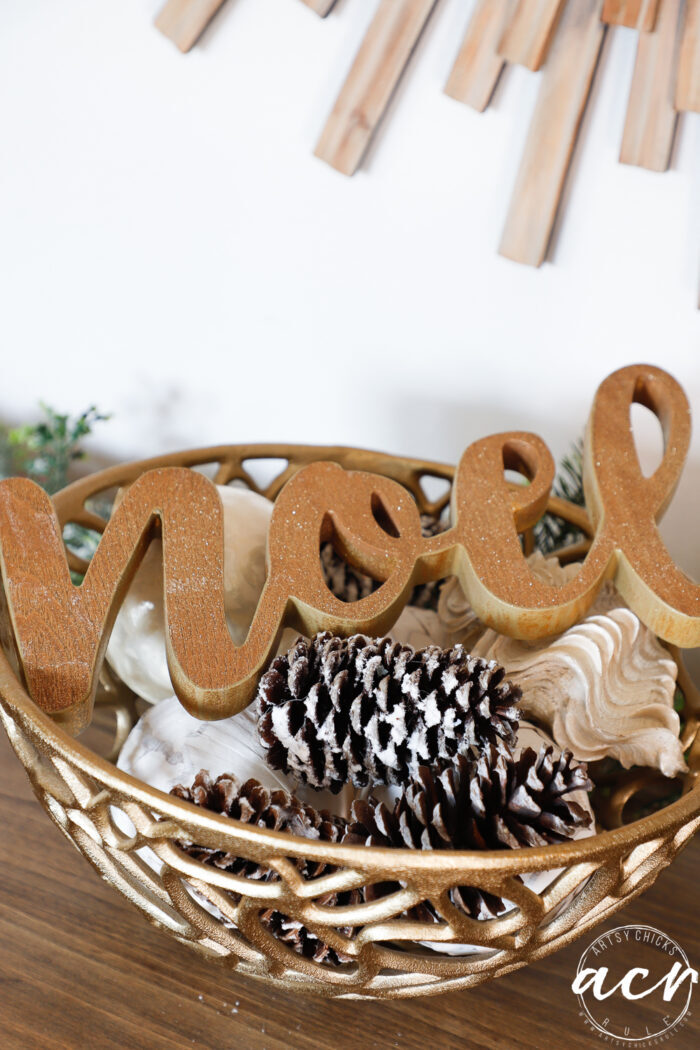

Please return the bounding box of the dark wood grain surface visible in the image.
[0,728,697,1050]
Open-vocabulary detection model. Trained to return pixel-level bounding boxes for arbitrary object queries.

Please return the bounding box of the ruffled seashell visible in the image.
[387,605,452,650]
[106,486,273,704]
[473,607,685,778]
[437,551,622,643]
[435,575,483,644]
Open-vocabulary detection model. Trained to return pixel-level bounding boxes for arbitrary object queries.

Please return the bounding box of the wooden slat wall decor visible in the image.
[150,0,698,300]
[314,0,438,176]
[155,0,333,52]
[676,0,700,110]
[300,0,337,15]
[444,0,516,111]
[155,0,229,53]
[601,0,660,31]
[499,0,606,267]
[498,0,566,71]
[620,0,683,171]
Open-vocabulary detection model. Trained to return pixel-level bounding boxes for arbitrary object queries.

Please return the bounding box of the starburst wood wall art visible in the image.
[155,0,700,297]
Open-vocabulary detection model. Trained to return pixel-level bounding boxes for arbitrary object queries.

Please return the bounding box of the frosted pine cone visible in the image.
[346,744,592,918]
[171,770,357,965]
[171,770,346,879]
[321,513,448,610]
[257,632,521,793]
[347,745,592,852]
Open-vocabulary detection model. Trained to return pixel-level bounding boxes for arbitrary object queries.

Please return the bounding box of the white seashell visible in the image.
[106,485,273,704]
[473,607,685,778]
[117,692,354,816]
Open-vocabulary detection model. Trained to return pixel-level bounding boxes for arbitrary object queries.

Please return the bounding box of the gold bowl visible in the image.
[0,444,698,1000]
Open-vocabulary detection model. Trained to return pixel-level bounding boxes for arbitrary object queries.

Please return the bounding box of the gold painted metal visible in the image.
[0,443,698,999]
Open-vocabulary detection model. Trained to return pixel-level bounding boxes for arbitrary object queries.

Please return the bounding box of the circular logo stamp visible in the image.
[572,925,697,1046]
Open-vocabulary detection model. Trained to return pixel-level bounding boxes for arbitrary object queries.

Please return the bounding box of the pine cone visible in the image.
[257,632,521,793]
[321,513,447,610]
[319,542,376,604]
[171,770,358,965]
[348,744,592,851]
[346,744,592,918]
[171,770,346,879]
[259,910,353,966]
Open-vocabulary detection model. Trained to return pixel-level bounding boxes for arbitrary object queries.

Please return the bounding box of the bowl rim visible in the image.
[1,441,697,877]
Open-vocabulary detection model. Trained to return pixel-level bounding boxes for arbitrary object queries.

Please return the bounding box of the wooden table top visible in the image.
[0,727,697,1050]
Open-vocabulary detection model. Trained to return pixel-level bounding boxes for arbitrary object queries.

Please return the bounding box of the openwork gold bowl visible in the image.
[1,444,699,1000]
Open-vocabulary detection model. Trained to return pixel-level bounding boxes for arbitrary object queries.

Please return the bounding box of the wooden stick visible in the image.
[444,0,516,112]
[676,0,700,112]
[314,0,438,176]
[155,0,228,53]
[300,0,337,15]
[620,0,683,172]
[601,0,660,30]
[498,0,566,71]
[499,0,606,267]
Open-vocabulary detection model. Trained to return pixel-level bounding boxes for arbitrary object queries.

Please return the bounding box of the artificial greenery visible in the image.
[0,403,110,582]
[0,403,109,494]
[533,440,585,555]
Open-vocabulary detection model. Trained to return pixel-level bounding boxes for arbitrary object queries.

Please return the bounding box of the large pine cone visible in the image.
[257,632,521,793]
[347,744,592,918]
[347,744,592,851]
[321,513,448,610]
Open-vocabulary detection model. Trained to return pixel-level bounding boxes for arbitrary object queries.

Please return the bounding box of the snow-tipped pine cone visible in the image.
[345,743,592,919]
[257,632,521,792]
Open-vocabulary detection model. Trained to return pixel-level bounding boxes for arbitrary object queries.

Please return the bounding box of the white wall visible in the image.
[1,0,699,575]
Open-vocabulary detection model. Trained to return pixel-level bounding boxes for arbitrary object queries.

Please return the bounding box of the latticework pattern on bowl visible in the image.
[0,444,697,999]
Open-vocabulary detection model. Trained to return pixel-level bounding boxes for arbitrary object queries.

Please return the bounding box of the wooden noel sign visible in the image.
[0,363,698,735]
